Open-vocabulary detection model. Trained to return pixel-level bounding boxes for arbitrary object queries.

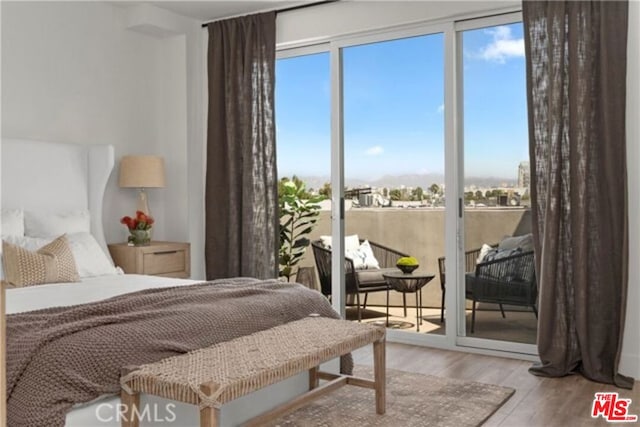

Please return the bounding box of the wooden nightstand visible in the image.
[108,241,191,279]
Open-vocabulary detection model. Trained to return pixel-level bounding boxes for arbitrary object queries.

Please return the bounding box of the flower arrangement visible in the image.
[120,211,154,246]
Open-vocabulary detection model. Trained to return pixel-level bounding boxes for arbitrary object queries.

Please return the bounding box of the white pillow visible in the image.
[2,235,49,250]
[25,210,91,237]
[320,234,360,252]
[345,240,380,270]
[2,233,118,278]
[476,244,494,264]
[65,232,118,277]
[1,209,25,237]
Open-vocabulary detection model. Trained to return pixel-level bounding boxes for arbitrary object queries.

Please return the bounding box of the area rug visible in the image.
[268,366,514,427]
[366,319,415,330]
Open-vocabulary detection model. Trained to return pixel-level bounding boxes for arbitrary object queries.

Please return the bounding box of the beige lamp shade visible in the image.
[119,155,166,189]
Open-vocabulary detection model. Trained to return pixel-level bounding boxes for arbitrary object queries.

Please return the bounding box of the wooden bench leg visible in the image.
[199,383,221,427]
[121,390,140,427]
[309,366,319,390]
[373,337,386,415]
[200,407,220,427]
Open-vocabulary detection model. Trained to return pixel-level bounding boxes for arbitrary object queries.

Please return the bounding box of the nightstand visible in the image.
[108,241,191,278]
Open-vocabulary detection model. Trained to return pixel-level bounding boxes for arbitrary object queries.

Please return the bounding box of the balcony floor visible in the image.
[346,305,537,344]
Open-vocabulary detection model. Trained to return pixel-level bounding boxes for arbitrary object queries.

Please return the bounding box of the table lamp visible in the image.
[118,155,165,216]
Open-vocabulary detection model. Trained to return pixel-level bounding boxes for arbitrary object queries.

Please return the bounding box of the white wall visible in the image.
[277,0,640,379]
[1,1,160,241]
[124,3,206,279]
[0,1,206,278]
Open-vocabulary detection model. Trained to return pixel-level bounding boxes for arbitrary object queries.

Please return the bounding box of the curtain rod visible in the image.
[201,0,337,28]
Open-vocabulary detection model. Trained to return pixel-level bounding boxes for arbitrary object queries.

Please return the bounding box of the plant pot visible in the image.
[128,229,151,246]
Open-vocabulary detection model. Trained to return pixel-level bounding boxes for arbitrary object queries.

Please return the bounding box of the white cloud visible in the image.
[365,145,384,156]
[437,104,444,114]
[477,26,524,63]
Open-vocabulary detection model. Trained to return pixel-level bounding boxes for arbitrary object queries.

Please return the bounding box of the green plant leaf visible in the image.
[292,237,310,249]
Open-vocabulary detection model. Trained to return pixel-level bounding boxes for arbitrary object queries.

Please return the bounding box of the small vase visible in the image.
[128,229,151,246]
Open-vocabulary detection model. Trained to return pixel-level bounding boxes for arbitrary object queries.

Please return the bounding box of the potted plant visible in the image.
[396,256,419,274]
[120,211,154,246]
[278,177,323,281]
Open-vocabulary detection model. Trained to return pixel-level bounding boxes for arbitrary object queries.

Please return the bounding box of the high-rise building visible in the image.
[518,161,530,189]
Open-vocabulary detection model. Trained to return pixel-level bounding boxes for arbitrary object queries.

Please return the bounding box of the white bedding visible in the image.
[6,274,312,426]
[6,274,200,315]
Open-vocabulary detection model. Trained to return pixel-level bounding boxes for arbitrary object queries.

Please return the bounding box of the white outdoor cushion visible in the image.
[482,247,523,263]
[25,210,91,237]
[476,243,494,264]
[319,234,360,252]
[1,209,24,237]
[346,240,380,270]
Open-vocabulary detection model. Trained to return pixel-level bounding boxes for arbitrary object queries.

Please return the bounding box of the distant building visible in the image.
[518,161,531,189]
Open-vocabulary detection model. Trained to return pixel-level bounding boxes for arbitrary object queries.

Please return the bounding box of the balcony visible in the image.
[296,206,537,344]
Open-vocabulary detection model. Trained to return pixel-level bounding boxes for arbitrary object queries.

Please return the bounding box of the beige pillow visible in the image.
[498,233,534,252]
[2,235,80,287]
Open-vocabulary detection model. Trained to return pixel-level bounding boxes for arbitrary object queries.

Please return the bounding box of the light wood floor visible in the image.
[348,306,538,344]
[352,343,639,427]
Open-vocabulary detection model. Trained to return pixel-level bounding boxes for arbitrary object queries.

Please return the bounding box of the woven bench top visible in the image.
[121,316,385,408]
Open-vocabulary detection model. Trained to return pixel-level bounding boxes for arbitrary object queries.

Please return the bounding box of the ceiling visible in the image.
[122,1,320,22]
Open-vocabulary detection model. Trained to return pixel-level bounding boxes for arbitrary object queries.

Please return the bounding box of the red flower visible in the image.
[120,216,134,229]
[121,212,154,230]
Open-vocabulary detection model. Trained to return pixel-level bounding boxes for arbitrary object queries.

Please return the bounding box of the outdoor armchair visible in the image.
[466,249,537,333]
[311,239,409,321]
[438,243,537,332]
[437,247,484,323]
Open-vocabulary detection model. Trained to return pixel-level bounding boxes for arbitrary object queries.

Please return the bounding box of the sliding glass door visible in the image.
[275,49,332,294]
[456,14,537,354]
[341,32,446,336]
[275,10,536,356]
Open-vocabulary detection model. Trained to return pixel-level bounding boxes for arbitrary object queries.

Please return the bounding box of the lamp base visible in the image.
[136,189,151,217]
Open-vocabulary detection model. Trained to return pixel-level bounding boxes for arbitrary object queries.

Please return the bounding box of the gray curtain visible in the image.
[205,12,278,280]
[523,1,633,388]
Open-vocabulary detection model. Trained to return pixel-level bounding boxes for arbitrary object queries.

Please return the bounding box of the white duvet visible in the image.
[5,274,200,315]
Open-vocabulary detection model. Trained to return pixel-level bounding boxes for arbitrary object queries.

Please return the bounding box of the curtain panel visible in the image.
[523,0,632,388]
[205,12,278,280]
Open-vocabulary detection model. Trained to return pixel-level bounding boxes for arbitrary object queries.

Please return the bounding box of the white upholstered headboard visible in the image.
[1,139,115,257]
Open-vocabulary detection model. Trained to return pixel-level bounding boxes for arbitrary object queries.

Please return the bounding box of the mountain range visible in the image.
[292,174,517,191]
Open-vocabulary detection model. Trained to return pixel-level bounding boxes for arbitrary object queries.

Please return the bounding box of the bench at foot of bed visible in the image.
[120,316,386,427]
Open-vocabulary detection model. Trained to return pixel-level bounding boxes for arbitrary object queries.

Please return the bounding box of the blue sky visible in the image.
[275,23,528,182]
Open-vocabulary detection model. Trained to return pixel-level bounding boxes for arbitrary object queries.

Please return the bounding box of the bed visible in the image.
[1,139,340,426]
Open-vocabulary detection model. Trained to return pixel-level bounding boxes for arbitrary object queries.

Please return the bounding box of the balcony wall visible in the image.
[298,207,531,308]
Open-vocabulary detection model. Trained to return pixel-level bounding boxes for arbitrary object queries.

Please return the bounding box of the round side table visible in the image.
[383,272,435,332]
